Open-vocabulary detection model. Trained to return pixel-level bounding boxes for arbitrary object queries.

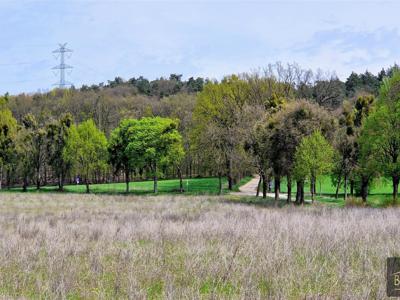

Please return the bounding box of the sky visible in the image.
[0,0,399,95]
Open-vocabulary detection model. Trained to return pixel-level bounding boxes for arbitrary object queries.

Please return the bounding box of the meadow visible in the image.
[5,177,250,195]
[4,175,395,207]
[0,193,398,299]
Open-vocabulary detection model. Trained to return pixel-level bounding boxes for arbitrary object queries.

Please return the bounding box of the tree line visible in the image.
[1,62,400,203]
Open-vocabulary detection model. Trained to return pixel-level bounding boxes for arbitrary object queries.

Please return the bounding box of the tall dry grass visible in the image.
[0,193,398,299]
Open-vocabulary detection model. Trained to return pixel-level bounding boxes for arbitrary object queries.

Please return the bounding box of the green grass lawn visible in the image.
[2,174,397,208]
[3,176,252,196]
[274,175,396,208]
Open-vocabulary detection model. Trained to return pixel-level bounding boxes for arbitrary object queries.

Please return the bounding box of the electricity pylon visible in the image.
[52,43,73,88]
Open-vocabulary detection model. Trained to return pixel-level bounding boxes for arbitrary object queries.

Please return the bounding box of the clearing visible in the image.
[0,193,396,299]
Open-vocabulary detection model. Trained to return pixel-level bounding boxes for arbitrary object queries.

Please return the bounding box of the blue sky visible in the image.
[0,0,399,95]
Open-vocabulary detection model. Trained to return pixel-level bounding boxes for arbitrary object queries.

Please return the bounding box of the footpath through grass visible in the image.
[4,176,252,196]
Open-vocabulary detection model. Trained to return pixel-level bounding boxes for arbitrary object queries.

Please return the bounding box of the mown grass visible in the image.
[0,193,396,299]
[4,176,252,196]
[275,175,396,208]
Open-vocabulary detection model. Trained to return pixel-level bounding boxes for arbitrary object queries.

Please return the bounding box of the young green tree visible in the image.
[359,71,400,203]
[124,117,183,193]
[63,119,108,193]
[293,130,334,203]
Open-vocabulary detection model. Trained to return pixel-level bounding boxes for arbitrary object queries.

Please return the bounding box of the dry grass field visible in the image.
[0,193,398,299]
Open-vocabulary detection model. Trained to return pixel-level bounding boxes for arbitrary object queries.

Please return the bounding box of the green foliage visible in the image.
[359,70,400,201]
[268,100,336,178]
[108,119,136,175]
[0,107,17,171]
[63,119,108,192]
[123,117,183,170]
[293,131,334,182]
[46,113,73,190]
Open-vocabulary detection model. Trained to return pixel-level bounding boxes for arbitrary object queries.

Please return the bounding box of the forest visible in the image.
[0,62,399,204]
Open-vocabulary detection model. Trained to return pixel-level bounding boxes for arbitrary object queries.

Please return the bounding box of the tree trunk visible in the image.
[287,175,292,203]
[261,172,267,199]
[226,158,233,190]
[344,174,348,202]
[361,175,369,203]
[0,165,3,190]
[256,174,262,197]
[178,167,183,193]
[274,176,280,201]
[335,172,342,199]
[125,169,130,193]
[44,165,47,186]
[85,167,90,193]
[36,164,40,190]
[311,175,316,204]
[59,171,65,191]
[393,175,399,204]
[295,180,300,204]
[296,180,304,205]
[23,175,28,192]
[6,168,10,190]
[218,172,223,195]
[350,179,354,196]
[85,175,90,193]
[153,163,158,193]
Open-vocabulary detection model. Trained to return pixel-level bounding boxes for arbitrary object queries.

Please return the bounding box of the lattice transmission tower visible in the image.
[52,43,73,88]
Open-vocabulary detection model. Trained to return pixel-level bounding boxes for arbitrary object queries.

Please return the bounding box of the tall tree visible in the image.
[293,130,334,203]
[359,71,400,203]
[192,76,250,190]
[46,113,73,191]
[123,117,183,193]
[0,99,17,189]
[267,100,336,202]
[20,114,47,190]
[63,119,108,193]
[108,119,139,193]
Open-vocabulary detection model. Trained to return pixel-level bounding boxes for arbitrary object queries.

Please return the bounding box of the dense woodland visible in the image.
[1,62,400,203]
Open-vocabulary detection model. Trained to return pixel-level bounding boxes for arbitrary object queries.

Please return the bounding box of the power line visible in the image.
[52,43,73,88]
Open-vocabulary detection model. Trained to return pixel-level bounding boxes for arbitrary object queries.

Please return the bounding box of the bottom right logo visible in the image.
[387,257,400,297]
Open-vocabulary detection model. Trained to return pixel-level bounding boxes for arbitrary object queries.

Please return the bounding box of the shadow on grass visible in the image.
[223,195,314,208]
[0,187,226,197]
[0,176,252,197]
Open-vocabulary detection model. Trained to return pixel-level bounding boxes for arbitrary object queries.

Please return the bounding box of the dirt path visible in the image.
[232,175,288,199]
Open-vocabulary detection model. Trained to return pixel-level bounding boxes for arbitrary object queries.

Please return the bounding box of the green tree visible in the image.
[63,119,108,193]
[0,104,17,189]
[46,113,73,191]
[359,71,400,203]
[15,126,35,191]
[124,117,183,193]
[21,114,47,190]
[334,95,375,202]
[246,117,272,199]
[192,76,250,190]
[293,130,334,203]
[267,100,336,203]
[108,119,138,193]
